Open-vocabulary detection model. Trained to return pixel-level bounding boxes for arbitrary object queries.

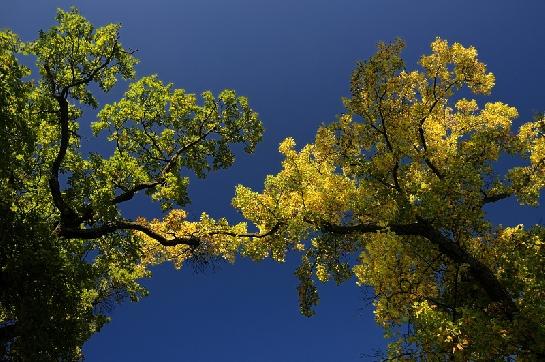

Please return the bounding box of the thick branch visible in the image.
[48,96,79,225]
[46,41,123,227]
[59,220,283,250]
[482,192,511,205]
[58,221,200,248]
[320,220,518,319]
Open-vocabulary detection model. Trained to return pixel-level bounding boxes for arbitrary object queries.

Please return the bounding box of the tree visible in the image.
[0,9,262,360]
[225,39,545,359]
[4,9,545,361]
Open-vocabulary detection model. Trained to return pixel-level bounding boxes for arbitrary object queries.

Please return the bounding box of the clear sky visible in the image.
[2,1,545,361]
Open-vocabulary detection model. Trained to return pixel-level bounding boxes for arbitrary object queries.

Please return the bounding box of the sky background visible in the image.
[2,1,545,361]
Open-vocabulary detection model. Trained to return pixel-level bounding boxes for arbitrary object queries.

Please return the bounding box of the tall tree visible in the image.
[0,9,262,360]
[225,39,545,359]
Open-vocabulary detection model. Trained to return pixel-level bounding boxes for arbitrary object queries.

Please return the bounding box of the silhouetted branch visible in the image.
[319,219,518,320]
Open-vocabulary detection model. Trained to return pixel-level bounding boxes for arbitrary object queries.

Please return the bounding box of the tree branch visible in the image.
[59,220,284,251]
[319,219,518,319]
[423,157,444,179]
[46,40,121,224]
[48,95,79,226]
[375,90,402,192]
[112,181,162,204]
[58,220,200,248]
[482,191,511,205]
[65,40,120,90]
[161,112,217,176]
[206,222,283,239]
[414,81,457,180]
[109,111,219,207]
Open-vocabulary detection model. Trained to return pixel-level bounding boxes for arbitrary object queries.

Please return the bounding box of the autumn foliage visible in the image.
[2,8,545,361]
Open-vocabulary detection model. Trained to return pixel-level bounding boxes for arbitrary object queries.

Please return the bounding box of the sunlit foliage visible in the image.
[223,39,545,359]
[0,9,262,360]
[3,7,545,360]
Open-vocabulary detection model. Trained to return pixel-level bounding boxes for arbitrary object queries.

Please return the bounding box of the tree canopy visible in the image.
[0,8,262,360]
[224,39,545,359]
[2,7,545,362]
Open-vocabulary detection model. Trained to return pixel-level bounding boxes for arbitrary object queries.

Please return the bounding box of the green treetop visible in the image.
[0,8,262,360]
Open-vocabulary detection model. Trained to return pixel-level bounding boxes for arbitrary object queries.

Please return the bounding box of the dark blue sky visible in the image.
[3,1,545,361]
